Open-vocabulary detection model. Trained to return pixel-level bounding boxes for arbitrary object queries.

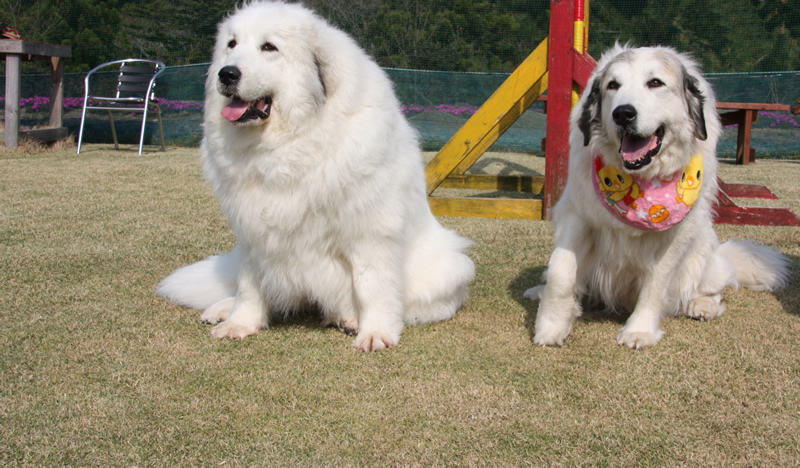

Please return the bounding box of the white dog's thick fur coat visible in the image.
[157,1,474,351]
[525,45,789,349]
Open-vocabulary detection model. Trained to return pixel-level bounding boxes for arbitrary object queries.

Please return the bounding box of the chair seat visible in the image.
[88,95,148,104]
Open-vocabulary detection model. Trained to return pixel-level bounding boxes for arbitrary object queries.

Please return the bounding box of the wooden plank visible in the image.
[736,109,755,165]
[718,109,745,127]
[429,197,543,220]
[49,56,65,128]
[0,40,72,58]
[572,52,596,89]
[716,102,791,112]
[440,174,545,193]
[718,179,777,199]
[714,206,800,226]
[20,127,69,142]
[4,53,21,148]
[545,0,575,218]
[424,37,549,195]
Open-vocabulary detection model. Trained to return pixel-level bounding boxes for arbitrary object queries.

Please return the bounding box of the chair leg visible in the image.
[107,110,119,150]
[138,106,149,155]
[77,102,88,154]
[154,105,165,151]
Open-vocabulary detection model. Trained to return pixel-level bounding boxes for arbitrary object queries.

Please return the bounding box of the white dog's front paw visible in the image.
[210,320,260,339]
[523,285,545,302]
[687,296,726,322]
[616,327,666,349]
[200,297,235,324]
[533,317,573,347]
[352,330,398,352]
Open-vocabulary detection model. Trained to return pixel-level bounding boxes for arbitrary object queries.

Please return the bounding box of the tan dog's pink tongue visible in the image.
[621,134,657,163]
[222,98,249,121]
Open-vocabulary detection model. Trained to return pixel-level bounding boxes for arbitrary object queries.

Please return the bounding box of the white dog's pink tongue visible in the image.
[222,98,249,121]
[621,134,657,162]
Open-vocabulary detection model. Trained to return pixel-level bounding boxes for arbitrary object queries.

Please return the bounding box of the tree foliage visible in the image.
[2,0,799,73]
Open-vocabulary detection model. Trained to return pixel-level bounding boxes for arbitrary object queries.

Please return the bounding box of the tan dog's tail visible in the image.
[717,240,790,292]
[157,245,241,310]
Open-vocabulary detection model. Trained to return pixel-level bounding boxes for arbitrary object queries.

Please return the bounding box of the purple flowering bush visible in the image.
[758,111,799,128]
[5,96,483,117]
[1,95,205,113]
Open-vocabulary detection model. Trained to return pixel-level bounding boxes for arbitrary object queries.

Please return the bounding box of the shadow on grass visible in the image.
[773,253,800,318]
[508,266,630,342]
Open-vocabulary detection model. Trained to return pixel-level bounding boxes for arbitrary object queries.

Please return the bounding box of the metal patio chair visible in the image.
[77,59,166,155]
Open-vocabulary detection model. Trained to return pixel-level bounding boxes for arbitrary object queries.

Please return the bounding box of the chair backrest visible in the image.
[116,61,162,99]
[84,58,166,101]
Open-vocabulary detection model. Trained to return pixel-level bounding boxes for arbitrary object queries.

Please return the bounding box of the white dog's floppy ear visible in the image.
[578,78,602,146]
[313,55,327,98]
[684,72,708,141]
[308,20,346,101]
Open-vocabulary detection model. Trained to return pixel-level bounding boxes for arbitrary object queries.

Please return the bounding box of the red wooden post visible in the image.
[544,0,575,218]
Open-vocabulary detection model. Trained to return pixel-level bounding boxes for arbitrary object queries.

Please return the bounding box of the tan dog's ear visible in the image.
[684,71,707,141]
[578,78,602,147]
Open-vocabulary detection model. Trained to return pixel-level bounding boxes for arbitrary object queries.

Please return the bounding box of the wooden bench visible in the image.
[716,101,792,165]
[0,40,72,148]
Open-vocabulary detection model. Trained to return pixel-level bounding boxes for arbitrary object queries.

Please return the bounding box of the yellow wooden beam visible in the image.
[453,72,548,175]
[428,197,543,220]
[424,37,550,195]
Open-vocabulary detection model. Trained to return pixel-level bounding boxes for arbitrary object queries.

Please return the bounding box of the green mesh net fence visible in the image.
[2,0,799,157]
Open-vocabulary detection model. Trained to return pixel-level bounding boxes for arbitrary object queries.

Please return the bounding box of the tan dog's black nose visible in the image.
[612,104,637,128]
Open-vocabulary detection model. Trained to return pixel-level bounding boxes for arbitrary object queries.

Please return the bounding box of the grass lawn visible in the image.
[1,142,798,465]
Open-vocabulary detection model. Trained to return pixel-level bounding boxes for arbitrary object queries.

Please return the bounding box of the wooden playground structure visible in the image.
[424,0,800,226]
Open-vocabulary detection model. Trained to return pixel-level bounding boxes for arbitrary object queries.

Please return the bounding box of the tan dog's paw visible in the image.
[687,296,726,321]
[210,320,259,339]
[200,297,235,324]
[616,327,665,349]
[523,285,545,301]
[321,316,359,336]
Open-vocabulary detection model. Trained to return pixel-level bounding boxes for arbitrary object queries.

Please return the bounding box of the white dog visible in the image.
[525,44,789,349]
[157,1,474,351]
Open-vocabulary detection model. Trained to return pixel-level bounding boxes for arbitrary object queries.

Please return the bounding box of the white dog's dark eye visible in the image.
[607,80,620,91]
[647,79,664,88]
[262,42,278,52]
[228,39,236,49]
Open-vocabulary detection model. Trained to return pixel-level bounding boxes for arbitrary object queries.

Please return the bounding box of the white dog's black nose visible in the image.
[219,66,241,86]
[612,104,637,128]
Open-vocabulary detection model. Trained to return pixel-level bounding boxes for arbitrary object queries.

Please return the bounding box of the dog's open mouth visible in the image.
[221,96,272,123]
[619,126,664,170]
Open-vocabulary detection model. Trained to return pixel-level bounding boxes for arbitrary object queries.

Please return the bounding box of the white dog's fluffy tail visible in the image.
[403,225,475,326]
[718,240,790,292]
[157,246,240,310]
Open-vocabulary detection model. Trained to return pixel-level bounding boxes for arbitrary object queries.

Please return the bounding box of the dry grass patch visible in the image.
[1,145,798,465]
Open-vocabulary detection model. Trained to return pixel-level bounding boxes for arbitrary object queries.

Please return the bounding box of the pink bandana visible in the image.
[592,152,704,231]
